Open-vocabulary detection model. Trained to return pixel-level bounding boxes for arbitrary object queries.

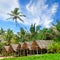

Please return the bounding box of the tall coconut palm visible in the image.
[7,8,26,24]
[17,27,26,42]
[51,21,60,41]
[30,24,40,40]
[0,28,5,35]
[5,29,13,45]
[0,28,5,41]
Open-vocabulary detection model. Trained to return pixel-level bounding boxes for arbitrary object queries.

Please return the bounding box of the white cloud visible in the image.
[0,0,20,20]
[50,3,58,14]
[27,17,41,26]
[26,0,58,28]
[20,17,41,26]
[0,0,58,28]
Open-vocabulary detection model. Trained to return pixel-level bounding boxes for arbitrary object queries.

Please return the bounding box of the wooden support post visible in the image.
[41,49,42,54]
[37,48,38,54]
[27,49,28,56]
[36,46,38,54]
[24,50,25,56]
[18,50,20,56]
[32,50,33,54]
[20,50,21,56]
[17,50,18,56]
[33,50,34,55]
[30,50,31,55]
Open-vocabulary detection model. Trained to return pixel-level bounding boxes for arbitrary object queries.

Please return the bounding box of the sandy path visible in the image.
[0,56,14,59]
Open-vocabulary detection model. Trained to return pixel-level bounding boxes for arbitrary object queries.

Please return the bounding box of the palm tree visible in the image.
[30,24,40,34]
[30,24,40,40]
[17,27,26,42]
[51,26,59,35]
[0,28,5,41]
[5,29,13,45]
[7,8,26,24]
[51,21,60,41]
[0,28,5,35]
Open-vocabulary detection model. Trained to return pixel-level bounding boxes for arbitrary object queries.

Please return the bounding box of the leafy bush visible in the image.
[47,41,60,53]
[0,43,4,53]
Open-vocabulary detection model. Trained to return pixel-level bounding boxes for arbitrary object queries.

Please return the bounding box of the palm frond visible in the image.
[17,16,24,22]
[7,13,14,16]
[11,11,14,13]
[19,15,26,17]
[7,8,25,23]
[6,17,12,20]
[14,8,19,14]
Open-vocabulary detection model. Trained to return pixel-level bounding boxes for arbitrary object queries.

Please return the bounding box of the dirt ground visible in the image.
[0,56,14,59]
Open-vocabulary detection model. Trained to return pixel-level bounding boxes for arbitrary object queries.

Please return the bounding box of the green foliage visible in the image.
[47,41,60,53]
[0,28,5,35]
[56,21,60,32]
[7,8,26,24]
[17,27,27,42]
[0,43,3,53]
[0,20,60,46]
[11,34,20,44]
[0,42,6,54]
[30,24,35,33]
[4,29,14,45]
[29,24,40,41]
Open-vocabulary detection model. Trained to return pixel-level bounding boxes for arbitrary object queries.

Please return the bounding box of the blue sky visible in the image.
[0,0,60,33]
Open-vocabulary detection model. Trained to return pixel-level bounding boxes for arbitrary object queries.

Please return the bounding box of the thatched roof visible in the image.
[19,42,23,47]
[24,41,33,50]
[20,41,33,50]
[16,42,23,51]
[3,46,9,52]
[21,40,51,50]
[10,44,18,52]
[35,40,51,49]
[2,40,52,53]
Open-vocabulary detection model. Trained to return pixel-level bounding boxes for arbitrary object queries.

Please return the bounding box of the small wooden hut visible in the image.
[2,40,51,56]
[8,44,18,55]
[34,40,51,54]
[21,41,32,56]
[2,46,9,56]
[16,42,23,56]
[30,40,41,54]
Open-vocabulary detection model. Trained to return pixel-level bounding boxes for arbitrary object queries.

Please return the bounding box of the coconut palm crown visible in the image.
[7,8,26,23]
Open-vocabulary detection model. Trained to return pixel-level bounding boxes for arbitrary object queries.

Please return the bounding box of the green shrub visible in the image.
[47,41,60,53]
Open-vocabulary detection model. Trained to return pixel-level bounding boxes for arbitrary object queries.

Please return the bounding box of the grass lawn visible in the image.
[2,54,60,60]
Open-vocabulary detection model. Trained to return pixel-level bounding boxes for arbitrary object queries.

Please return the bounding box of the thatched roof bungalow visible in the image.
[20,41,33,56]
[21,41,32,50]
[32,40,51,54]
[2,40,52,56]
[16,42,24,56]
[2,46,9,55]
[8,44,18,53]
[35,40,51,49]
[16,42,23,51]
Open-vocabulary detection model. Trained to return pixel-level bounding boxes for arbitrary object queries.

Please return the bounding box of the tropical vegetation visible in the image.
[0,8,60,57]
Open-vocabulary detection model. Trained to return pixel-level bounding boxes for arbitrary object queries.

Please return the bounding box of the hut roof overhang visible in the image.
[35,40,51,49]
[10,44,18,52]
[21,41,32,50]
[3,46,9,52]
